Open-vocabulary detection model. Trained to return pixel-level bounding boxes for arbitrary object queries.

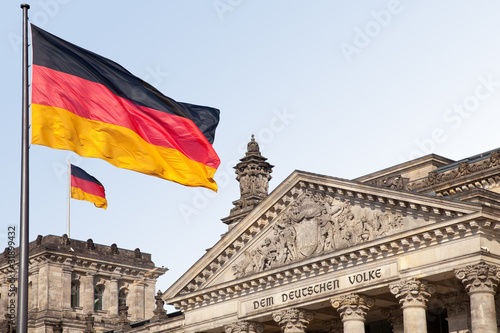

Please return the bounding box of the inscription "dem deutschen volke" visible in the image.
[252,268,382,310]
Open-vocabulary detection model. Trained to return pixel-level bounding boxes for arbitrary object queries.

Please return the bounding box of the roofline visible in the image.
[354,154,454,182]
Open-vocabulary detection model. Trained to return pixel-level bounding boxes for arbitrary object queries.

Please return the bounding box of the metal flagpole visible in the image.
[18,4,30,333]
[67,160,71,238]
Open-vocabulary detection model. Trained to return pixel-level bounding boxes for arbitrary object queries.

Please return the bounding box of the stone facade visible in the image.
[5,140,500,333]
[160,141,500,333]
[0,235,168,333]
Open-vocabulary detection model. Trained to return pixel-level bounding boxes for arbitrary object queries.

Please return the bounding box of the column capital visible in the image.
[455,261,500,294]
[381,306,403,333]
[224,321,264,333]
[439,291,470,317]
[273,308,314,333]
[390,278,435,309]
[331,293,374,322]
[320,319,342,333]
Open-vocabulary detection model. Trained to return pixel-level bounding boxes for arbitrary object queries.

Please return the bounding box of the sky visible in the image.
[2,1,500,312]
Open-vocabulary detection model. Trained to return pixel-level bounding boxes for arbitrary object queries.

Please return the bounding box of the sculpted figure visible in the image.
[257,238,278,270]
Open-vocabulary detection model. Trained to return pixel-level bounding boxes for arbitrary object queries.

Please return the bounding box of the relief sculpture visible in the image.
[233,190,404,278]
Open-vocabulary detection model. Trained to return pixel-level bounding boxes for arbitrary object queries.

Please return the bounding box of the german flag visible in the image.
[71,165,107,209]
[31,24,220,191]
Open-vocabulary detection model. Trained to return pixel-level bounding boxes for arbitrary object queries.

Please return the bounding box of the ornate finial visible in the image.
[84,312,95,333]
[221,135,274,228]
[117,304,131,329]
[62,234,70,245]
[246,134,260,156]
[152,290,168,320]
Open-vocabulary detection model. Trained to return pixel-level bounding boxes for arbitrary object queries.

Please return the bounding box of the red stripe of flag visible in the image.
[32,65,218,168]
[71,175,106,199]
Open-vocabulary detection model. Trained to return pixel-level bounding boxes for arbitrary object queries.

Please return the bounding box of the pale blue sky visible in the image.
[2,1,500,309]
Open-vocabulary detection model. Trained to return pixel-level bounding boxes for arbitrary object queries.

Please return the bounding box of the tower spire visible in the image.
[221,135,274,229]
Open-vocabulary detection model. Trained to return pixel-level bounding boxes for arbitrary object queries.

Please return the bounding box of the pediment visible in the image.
[164,170,481,307]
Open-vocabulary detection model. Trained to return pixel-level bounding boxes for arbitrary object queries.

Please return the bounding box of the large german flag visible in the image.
[31,24,220,191]
[71,165,107,209]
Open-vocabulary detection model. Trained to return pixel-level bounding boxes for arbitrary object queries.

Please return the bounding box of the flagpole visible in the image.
[67,160,71,238]
[18,4,30,333]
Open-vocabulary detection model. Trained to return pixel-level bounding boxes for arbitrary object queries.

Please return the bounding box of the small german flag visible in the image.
[30,24,220,191]
[70,165,107,209]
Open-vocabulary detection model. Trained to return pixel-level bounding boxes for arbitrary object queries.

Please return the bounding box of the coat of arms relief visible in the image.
[233,190,404,278]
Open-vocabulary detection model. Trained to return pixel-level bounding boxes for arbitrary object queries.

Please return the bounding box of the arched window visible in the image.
[119,288,128,307]
[71,281,80,307]
[94,285,104,311]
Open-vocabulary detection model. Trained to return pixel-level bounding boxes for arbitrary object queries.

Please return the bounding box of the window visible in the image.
[94,285,104,311]
[71,281,80,307]
[119,288,128,307]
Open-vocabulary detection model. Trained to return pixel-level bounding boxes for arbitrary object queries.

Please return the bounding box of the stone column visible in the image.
[108,277,119,317]
[439,291,471,333]
[225,320,264,333]
[273,308,315,333]
[144,279,156,318]
[28,267,39,311]
[381,306,403,333]
[61,266,72,310]
[390,278,435,333]
[130,282,145,320]
[455,262,500,333]
[83,271,95,313]
[331,293,374,333]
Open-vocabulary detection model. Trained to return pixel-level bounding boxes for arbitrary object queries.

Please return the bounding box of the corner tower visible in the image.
[221,135,274,229]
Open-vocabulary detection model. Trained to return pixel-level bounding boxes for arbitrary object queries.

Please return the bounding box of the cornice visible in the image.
[354,154,454,183]
[408,151,500,195]
[0,251,167,279]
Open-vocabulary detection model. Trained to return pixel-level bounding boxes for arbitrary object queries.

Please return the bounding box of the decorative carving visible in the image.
[152,290,168,320]
[381,306,403,333]
[0,314,14,333]
[87,238,95,250]
[134,248,142,259]
[273,308,314,333]
[117,303,131,329]
[331,294,374,322]
[222,135,274,227]
[62,234,70,245]
[36,235,43,246]
[84,312,95,333]
[408,150,500,191]
[224,321,264,333]
[439,291,470,317]
[370,175,409,190]
[455,261,500,294]
[111,243,118,255]
[320,319,342,333]
[390,278,435,308]
[233,190,404,277]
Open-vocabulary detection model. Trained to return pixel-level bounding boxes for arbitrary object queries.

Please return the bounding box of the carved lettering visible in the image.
[348,269,382,285]
[279,279,340,304]
[253,297,274,309]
